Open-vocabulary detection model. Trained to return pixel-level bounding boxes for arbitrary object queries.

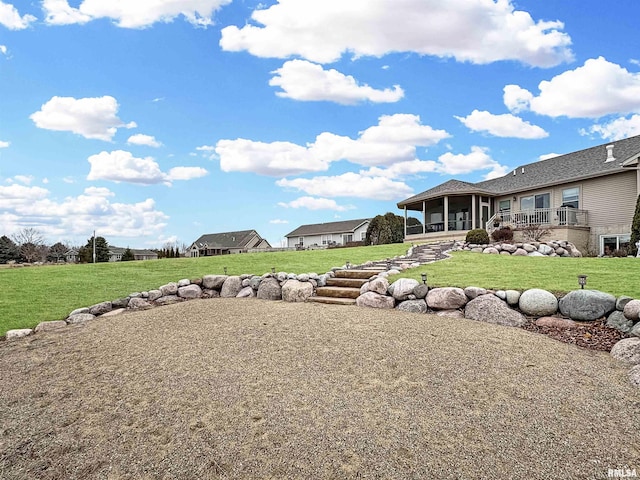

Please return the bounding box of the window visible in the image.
[321,235,331,245]
[562,187,579,208]
[298,237,304,246]
[361,232,366,240]
[601,234,630,256]
[343,234,353,244]
[520,193,550,223]
[498,200,510,212]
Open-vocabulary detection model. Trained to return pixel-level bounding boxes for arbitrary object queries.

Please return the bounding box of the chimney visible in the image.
[605,144,615,162]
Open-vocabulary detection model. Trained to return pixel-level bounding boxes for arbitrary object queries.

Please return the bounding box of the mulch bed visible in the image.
[521,317,626,352]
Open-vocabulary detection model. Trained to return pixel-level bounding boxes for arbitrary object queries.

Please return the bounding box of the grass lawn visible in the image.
[0,243,409,337]
[392,251,640,298]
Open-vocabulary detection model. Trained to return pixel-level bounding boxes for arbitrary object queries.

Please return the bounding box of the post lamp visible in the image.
[421,273,428,285]
[224,266,228,275]
[386,258,392,270]
[271,267,276,274]
[578,274,587,289]
[346,260,351,269]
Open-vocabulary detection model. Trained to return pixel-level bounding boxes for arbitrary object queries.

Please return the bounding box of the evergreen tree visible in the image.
[121,247,135,261]
[47,242,68,263]
[365,212,405,245]
[630,194,640,256]
[0,235,20,263]
[79,236,110,262]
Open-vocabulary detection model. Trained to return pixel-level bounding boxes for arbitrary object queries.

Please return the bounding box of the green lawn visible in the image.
[392,251,640,299]
[0,244,409,337]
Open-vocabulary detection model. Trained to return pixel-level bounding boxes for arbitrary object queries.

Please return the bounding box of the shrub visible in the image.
[631,194,640,256]
[465,229,490,244]
[521,224,551,242]
[612,248,628,258]
[491,226,514,243]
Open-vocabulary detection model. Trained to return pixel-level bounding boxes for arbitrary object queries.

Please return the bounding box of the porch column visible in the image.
[422,201,426,234]
[471,195,477,230]
[444,196,449,233]
[404,206,407,238]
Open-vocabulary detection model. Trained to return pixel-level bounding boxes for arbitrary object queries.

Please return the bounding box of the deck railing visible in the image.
[487,207,588,233]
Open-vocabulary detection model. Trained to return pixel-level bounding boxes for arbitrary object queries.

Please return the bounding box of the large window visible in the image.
[562,187,579,208]
[343,234,353,244]
[321,235,332,245]
[601,234,630,256]
[520,193,550,210]
[498,199,510,212]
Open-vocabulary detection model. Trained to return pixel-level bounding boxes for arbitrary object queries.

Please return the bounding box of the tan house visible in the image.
[285,218,371,249]
[397,135,640,256]
[188,230,271,257]
[108,247,158,262]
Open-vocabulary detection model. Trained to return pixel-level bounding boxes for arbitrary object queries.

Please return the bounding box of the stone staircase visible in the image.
[307,241,454,305]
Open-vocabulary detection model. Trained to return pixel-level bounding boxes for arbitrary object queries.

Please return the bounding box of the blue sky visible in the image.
[1,0,639,249]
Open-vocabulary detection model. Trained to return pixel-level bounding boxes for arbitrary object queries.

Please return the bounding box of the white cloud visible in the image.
[30,96,135,141]
[269,60,404,104]
[504,57,640,118]
[269,219,289,224]
[0,2,37,30]
[0,140,9,148]
[538,153,561,161]
[360,160,438,179]
[0,45,7,55]
[43,0,232,28]
[84,186,114,197]
[277,172,413,200]
[583,115,640,141]
[87,150,208,185]
[196,145,216,152]
[215,114,449,176]
[63,176,75,184]
[13,175,34,185]
[220,0,572,67]
[436,146,507,178]
[455,110,548,139]
[127,133,162,147]
[278,196,355,211]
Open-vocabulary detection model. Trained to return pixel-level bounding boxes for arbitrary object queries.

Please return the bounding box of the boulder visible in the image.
[6,329,34,340]
[282,280,314,302]
[522,244,536,253]
[470,247,483,253]
[629,364,640,387]
[629,323,640,338]
[512,248,528,256]
[519,289,558,316]
[396,299,427,314]
[413,284,429,299]
[558,290,617,321]
[369,277,390,295]
[482,247,499,254]
[527,251,545,257]
[538,244,554,255]
[257,277,282,300]
[89,301,112,316]
[67,313,96,324]
[360,282,370,295]
[505,290,521,306]
[464,286,487,299]
[128,297,153,310]
[616,296,634,311]
[202,275,227,290]
[297,273,310,282]
[102,309,125,318]
[159,282,179,296]
[317,275,328,287]
[388,278,419,301]
[535,317,577,328]
[241,279,250,287]
[610,338,640,365]
[500,251,511,255]
[606,311,634,334]
[426,287,468,310]
[356,292,395,309]
[495,290,507,300]
[623,300,640,321]
[155,295,182,306]
[465,294,526,327]
[35,320,67,332]
[177,278,191,287]
[220,276,243,298]
[68,307,90,316]
[236,286,256,298]
[112,297,130,309]
[555,247,567,256]
[249,276,262,290]
[178,284,203,299]
[147,290,162,302]
[202,289,220,299]
[501,243,517,253]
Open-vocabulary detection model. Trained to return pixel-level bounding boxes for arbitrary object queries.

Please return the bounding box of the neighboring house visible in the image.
[285,218,371,249]
[397,135,640,256]
[109,247,158,262]
[65,249,78,263]
[188,230,271,257]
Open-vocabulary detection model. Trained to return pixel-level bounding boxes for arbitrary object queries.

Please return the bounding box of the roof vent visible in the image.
[605,144,615,162]
[513,170,516,176]
[521,167,525,174]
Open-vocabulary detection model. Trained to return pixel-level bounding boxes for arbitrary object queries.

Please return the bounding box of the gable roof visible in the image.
[191,230,263,249]
[285,218,370,238]
[398,134,640,207]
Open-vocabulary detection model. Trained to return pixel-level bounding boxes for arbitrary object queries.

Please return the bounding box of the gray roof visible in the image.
[285,218,371,238]
[110,247,158,256]
[398,134,640,207]
[191,230,265,249]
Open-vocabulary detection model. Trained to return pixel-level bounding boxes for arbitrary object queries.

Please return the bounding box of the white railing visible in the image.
[487,207,588,233]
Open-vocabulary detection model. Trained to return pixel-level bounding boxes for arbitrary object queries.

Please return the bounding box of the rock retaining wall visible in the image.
[454,240,583,257]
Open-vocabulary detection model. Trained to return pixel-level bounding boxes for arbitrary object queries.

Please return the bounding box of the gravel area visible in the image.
[1,299,639,479]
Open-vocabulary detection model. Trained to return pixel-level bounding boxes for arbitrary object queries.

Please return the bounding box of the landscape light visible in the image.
[578,274,587,289]
[271,267,275,274]
[386,258,392,270]
[346,260,351,269]
[421,273,427,285]
[224,266,228,275]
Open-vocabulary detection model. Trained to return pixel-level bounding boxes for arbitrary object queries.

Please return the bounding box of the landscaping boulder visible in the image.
[607,311,634,334]
[282,280,314,302]
[297,273,310,282]
[202,275,227,290]
[68,307,89,316]
[89,301,112,316]
[249,276,262,290]
[535,317,577,328]
[505,290,521,306]
[67,313,96,324]
[178,284,203,299]
[512,248,528,256]
[426,287,467,310]
[159,282,179,296]
[413,284,429,299]
[317,274,328,287]
[102,309,125,318]
[388,278,419,301]
[178,278,191,287]
[220,276,243,298]
[465,294,526,327]
[35,320,67,332]
[519,289,558,316]
[112,297,130,309]
[369,277,390,295]
[558,290,616,321]
[501,244,517,253]
[527,251,545,257]
[257,277,282,300]
[629,323,640,338]
[202,289,220,299]
[147,290,162,302]
[128,297,153,310]
[482,247,499,254]
[236,286,256,298]
[396,299,427,314]
[495,290,507,300]
[356,292,395,309]
[616,296,634,311]
[629,364,640,387]
[623,300,640,321]
[538,244,554,255]
[6,329,33,340]
[464,286,487,300]
[154,295,182,306]
[522,244,536,253]
[610,338,640,365]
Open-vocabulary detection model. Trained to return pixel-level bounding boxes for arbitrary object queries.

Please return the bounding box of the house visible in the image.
[188,230,271,257]
[108,247,158,262]
[397,135,640,256]
[285,218,371,249]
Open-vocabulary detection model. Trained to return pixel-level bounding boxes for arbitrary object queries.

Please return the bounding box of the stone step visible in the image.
[315,286,361,299]
[334,269,383,279]
[307,296,357,306]
[326,277,369,288]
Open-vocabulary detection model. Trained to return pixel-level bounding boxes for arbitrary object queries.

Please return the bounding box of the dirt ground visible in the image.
[1,299,639,480]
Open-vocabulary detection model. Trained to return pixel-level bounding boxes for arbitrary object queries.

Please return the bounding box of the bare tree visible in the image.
[12,228,47,263]
[521,224,551,242]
